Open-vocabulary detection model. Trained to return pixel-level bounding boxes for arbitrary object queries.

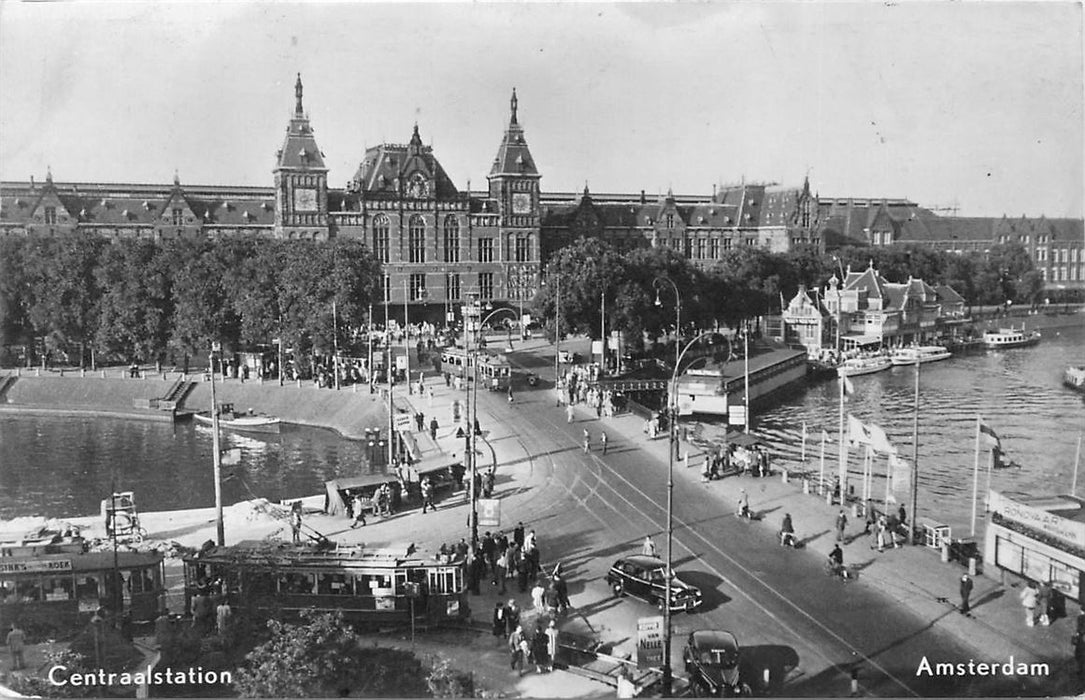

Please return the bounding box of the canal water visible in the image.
[697,322,1085,537]
[0,417,375,520]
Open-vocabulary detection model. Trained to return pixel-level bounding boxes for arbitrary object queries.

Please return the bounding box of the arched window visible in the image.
[408,215,426,263]
[443,215,459,263]
[373,214,390,262]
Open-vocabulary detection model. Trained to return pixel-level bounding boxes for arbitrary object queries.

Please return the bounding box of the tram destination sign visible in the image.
[0,559,73,574]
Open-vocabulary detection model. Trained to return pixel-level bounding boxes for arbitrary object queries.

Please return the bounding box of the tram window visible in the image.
[244,571,275,595]
[429,569,456,593]
[127,570,155,594]
[278,573,314,595]
[76,576,100,600]
[42,576,74,601]
[15,579,43,602]
[317,573,352,595]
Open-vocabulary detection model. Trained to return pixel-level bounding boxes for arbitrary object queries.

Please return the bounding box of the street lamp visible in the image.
[462,295,483,557]
[663,330,716,697]
[653,277,681,369]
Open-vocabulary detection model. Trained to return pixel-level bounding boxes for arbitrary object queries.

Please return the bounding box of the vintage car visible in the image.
[682,629,752,697]
[605,555,702,612]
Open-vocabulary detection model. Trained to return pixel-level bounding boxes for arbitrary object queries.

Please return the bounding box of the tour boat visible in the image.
[983,327,1041,350]
[1064,366,1085,393]
[889,346,953,366]
[836,355,892,377]
[194,404,281,434]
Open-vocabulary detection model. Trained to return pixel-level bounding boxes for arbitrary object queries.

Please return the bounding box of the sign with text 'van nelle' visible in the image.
[478,498,501,528]
[637,616,664,669]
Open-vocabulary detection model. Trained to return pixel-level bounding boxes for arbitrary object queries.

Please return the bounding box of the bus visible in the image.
[182,540,469,626]
[0,550,166,636]
[440,348,512,391]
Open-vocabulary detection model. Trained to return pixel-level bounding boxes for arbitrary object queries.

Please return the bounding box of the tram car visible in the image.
[439,347,512,391]
[182,540,469,626]
[0,550,166,636]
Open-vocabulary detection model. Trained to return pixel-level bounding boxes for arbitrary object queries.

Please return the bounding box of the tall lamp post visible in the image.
[663,330,716,697]
[462,295,483,554]
[653,277,681,369]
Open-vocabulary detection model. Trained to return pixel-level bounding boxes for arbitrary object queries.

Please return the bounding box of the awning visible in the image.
[841,334,882,347]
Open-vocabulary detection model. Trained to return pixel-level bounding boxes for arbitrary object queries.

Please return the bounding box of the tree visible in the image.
[95,240,173,364]
[166,238,243,358]
[23,237,106,366]
[0,238,30,351]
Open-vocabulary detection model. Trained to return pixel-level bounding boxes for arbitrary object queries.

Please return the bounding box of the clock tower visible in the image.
[487,88,541,224]
[273,73,330,240]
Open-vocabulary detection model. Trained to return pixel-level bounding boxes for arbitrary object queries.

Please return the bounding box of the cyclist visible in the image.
[828,544,847,579]
[780,513,796,547]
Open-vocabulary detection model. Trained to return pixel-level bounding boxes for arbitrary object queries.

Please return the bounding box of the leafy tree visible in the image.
[166,238,243,358]
[535,238,627,340]
[0,238,30,349]
[23,237,105,366]
[95,240,173,364]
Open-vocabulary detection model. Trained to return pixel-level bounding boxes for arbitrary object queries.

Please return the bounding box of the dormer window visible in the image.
[666,214,675,229]
[299,148,308,159]
[172,208,183,226]
[44,207,57,225]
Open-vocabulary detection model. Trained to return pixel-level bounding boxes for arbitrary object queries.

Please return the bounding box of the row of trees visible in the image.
[534,238,1046,351]
[0,234,1044,366]
[0,237,381,367]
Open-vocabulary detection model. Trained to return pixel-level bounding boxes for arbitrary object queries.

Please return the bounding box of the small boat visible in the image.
[889,346,953,366]
[1064,366,1085,393]
[983,327,1041,349]
[836,355,891,377]
[194,403,281,434]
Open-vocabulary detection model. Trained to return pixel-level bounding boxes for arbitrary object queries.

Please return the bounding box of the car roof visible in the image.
[617,555,666,568]
[690,630,739,650]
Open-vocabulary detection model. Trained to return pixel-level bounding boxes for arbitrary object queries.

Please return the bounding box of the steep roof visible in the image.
[274,74,327,172]
[351,125,459,199]
[489,89,540,179]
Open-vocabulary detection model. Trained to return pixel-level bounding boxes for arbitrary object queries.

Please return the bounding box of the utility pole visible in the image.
[386,292,394,468]
[332,299,340,391]
[403,279,412,395]
[908,355,920,544]
[210,344,224,546]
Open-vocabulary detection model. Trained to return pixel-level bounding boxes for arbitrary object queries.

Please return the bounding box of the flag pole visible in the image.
[838,375,846,503]
[884,452,892,512]
[818,431,826,495]
[985,449,996,513]
[1073,433,1083,497]
[908,355,920,544]
[971,416,981,537]
[801,421,807,465]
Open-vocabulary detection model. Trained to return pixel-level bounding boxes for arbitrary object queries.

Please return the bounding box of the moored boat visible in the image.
[889,346,953,366]
[983,327,1041,349]
[194,403,281,434]
[1064,366,1085,393]
[836,355,891,377]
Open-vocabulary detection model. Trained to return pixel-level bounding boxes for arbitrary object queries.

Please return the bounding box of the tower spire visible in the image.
[294,73,304,116]
[510,88,518,125]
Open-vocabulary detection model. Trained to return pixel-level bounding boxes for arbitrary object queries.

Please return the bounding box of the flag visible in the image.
[221,447,243,466]
[866,422,896,455]
[841,374,855,398]
[848,414,871,447]
[979,419,1001,451]
[889,453,911,495]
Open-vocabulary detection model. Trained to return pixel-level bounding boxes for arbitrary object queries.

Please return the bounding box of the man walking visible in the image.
[350,493,367,528]
[420,477,436,514]
[835,509,848,542]
[416,411,425,432]
[566,404,575,424]
[7,623,26,671]
[582,429,591,454]
[959,574,974,615]
[429,417,439,441]
[600,431,608,455]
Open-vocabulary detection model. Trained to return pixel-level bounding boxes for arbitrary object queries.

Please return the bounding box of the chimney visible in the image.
[640,190,646,205]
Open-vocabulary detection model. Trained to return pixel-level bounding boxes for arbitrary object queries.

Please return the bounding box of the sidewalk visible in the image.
[589,400,1080,694]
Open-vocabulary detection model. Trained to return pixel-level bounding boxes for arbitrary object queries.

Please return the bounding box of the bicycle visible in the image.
[823,559,853,583]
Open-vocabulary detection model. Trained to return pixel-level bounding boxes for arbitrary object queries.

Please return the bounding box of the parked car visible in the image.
[683,630,752,697]
[605,555,702,612]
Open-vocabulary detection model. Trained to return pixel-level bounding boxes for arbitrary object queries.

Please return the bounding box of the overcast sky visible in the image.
[1,2,1081,218]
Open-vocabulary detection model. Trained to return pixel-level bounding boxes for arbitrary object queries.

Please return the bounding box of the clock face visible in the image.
[293,187,318,212]
[512,192,532,214]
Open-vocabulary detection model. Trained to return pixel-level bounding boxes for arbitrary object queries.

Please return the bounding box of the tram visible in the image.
[182,540,469,625]
[440,348,512,391]
[0,550,166,635]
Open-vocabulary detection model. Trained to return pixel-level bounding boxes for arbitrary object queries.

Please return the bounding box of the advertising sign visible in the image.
[478,498,501,528]
[990,492,1085,548]
[0,559,72,574]
[636,616,664,668]
[728,405,747,427]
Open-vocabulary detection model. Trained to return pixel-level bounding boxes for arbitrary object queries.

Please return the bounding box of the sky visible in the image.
[1,2,1082,219]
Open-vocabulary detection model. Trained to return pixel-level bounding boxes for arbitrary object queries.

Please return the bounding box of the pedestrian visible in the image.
[600,431,608,455]
[583,429,590,454]
[835,509,848,542]
[863,502,876,534]
[6,623,26,671]
[898,504,908,530]
[514,521,525,548]
[545,620,559,672]
[508,624,524,673]
[420,477,436,514]
[504,600,521,637]
[525,529,536,551]
[532,622,550,673]
[554,574,570,612]
[492,602,506,639]
[544,582,561,617]
[532,581,546,613]
[959,574,973,614]
[517,636,531,677]
[216,598,232,635]
[494,549,508,594]
[737,490,750,519]
[427,387,434,406]
[1038,581,1053,626]
[1073,614,1085,682]
[875,516,888,552]
[351,493,367,528]
[290,506,303,544]
[566,404,575,424]
[416,411,425,431]
[507,385,514,403]
[429,417,439,441]
[445,372,451,387]
[641,535,657,557]
[1020,581,1039,627]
